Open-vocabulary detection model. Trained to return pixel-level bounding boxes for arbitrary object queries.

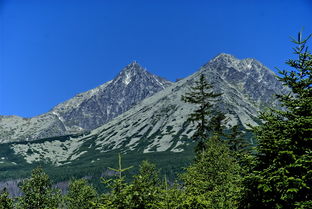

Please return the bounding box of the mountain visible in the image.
[0,62,172,143]
[0,53,290,195]
[1,53,288,169]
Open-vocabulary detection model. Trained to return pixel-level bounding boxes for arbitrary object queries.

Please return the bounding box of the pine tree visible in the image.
[240,32,312,208]
[0,188,13,209]
[180,136,243,209]
[18,167,61,209]
[66,179,98,209]
[97,154,133,209]
[227,125,251,160]
[208,111,227,137]
[180,74,243,208]
[181,74,221,152]
[129,160,161,208]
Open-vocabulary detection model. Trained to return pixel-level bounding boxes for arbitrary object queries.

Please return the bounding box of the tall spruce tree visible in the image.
[181,74,221,153]
[240,32,312,208]
[181,74,243,208]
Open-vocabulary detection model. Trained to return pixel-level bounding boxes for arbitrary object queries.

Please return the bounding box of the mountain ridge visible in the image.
[0,62,172,143]
[0,53,289,196]
[5,53,289,167]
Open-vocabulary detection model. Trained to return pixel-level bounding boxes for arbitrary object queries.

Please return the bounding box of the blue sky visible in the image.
[1,0,312,117]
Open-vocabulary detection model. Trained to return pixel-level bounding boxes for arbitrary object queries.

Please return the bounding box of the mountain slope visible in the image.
[0,62,172,143]
[8,53,288,166]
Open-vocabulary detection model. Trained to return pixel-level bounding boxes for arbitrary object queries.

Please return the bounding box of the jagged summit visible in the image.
[212,53,236,60]
[122,61,145,72]
[208,53,240,67]
[206,53,272,74]
[210,53,260,64]
[115,62,148,85]
[113,62,171,88]
[127,60,141,67]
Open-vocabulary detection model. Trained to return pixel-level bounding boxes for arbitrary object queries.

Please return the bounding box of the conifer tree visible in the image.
[180,74,243,208]
[129,160,161,208]
[241,32,312,208]
[228,125,248,153]
[181,74,221,152]
[227,125,252,164]
[66,178,98,209]
[180,136,243,208]
[0,188,13,209]
[18,167,61,209]
[97,154,133,209]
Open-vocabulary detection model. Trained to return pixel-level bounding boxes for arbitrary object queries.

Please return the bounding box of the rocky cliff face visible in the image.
[207,53,287,106]
[0,62,172,143]
[51,61,172,132]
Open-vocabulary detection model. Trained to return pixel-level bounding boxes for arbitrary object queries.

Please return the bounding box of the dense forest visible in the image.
[1,33,311,209]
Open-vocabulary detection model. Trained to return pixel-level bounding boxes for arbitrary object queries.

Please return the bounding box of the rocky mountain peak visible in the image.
[210,53,237,64]
[116,61,147,85]
[208,53,268,73]
[127,60,141,68]
[123,61,144,73]
[200,53,288,109]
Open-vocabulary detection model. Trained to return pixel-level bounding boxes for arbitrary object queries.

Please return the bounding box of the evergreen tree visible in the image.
[228,125,248,152]
[0,188,13,209]
[240,32,312,208]
[180,136,243,208]
[66,178,98,209]
[97,154,133,209]
[227,124,252,164]
[18,167,61,209]
[181,74,221,152]
[129,160,161,208]
[157,176,187,209]
[208,111,227,137]
[180,74,243,208]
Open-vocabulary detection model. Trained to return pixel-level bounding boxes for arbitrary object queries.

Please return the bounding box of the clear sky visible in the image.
[0,0,312,118]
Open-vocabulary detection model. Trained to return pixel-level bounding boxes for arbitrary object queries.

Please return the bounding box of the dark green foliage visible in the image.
[96,154,133,208]
[66,179,98,209]
[180,136,243,208]
[128,160,161,208]
[0,188,13,209]
[18,167,61,209]
[97,158,171,209]
[155,176,186,209]
[228,125,250,153]
[181,74,221,152]
[208,111,227,137]
[227,125,252,167]
[241,32,312,208]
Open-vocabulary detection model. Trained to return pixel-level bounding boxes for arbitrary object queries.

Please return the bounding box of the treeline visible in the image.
[1,33,311,208]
